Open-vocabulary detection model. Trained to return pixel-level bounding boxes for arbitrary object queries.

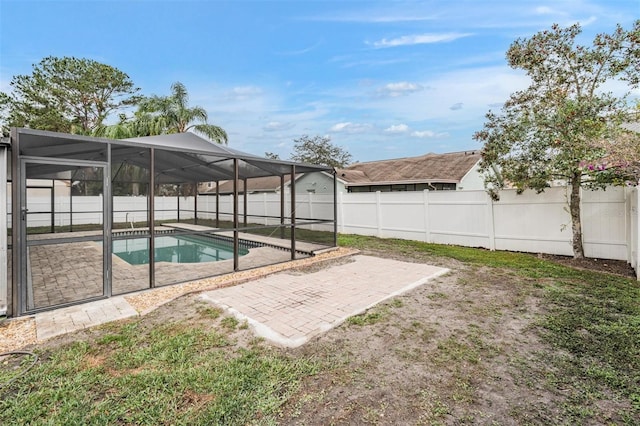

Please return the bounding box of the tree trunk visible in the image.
[569,175,585,259]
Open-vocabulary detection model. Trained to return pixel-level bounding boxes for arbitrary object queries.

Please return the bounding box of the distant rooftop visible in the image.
[337,150,481,186]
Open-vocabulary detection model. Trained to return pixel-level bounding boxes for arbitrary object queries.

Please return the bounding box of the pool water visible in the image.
[113,235,249,265]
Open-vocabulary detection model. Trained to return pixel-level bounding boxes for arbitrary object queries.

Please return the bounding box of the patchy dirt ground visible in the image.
[539,253,636,278]
[6,247,637,425]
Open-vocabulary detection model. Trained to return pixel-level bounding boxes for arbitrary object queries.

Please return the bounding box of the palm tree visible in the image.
[94,82,228,144]
[93,82,227,196]
[138,82,228,144]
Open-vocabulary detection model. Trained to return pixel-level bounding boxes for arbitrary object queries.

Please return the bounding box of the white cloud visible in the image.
[263,121,295,132]
[329,122,371,134]
[411,130,449,138]
[535,6,556,15]
[372,32,472,48]
[300,11,437,23]
[450,102,464,111]
[225,86,263,101]
[578,16,598,27]
[377,81,424,97]
[385,124,409,133]
[276,40,323,56]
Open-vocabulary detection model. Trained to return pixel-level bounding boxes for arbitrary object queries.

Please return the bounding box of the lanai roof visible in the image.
[12,128,331,184]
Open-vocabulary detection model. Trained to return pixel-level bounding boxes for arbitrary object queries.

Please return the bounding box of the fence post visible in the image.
[637,188,640,280]
[376,191,382,238]
[423,190,430,243]
[308,192,313,226]
[487,192,496,251]
[0,145,7,315]
[264,192,268,225]
[338,191,344,233]
[625,187,632,267]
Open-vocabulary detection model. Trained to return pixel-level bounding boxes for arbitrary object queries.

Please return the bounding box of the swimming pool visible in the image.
[113,235,249,265]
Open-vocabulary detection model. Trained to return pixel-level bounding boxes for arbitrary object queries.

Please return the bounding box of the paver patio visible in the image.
[200,255,449,347]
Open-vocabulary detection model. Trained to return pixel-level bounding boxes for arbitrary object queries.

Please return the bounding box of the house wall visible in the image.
[292,172,346,194]
[458,162,485,191]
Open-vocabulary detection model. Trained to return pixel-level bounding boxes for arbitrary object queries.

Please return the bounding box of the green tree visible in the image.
[0,92,11,137]
[264,152,281,160]
[474,21,640,258]
[95,82,227,195]
[136,82,227,143]
[291,135,352,168]
[3,56,139,134]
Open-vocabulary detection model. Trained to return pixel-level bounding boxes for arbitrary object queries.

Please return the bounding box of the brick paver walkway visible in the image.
[200,255,449,347]
[35,296,138,340]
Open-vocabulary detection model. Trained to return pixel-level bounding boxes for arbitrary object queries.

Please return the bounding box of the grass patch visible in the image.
[537,275,640,421]
[347,309,387,326]
[346,299,404,327]
[221,316,239,331]
[196,304,223,320]
[339,234,588,279]
[0,318,319,425]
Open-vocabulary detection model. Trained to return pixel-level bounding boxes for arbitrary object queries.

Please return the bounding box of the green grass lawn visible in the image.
[1,311,320,425]
[1,234,638,424]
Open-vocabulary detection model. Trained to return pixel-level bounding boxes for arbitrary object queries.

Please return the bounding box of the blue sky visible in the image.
[1,0,639,163]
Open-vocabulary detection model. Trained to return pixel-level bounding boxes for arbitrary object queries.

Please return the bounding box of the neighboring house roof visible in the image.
[338,170,369,184]
[200,174,298,194]
[336,150,481,186]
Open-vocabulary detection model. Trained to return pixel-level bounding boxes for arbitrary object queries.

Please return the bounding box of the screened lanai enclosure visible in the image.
[1,128,337,317]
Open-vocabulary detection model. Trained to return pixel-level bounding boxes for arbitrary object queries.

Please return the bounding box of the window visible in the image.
[428,183,456,191]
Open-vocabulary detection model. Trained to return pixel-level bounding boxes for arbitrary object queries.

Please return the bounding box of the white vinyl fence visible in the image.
[338,187,638,270]
[196,193,335,229]
[10,187,640,275]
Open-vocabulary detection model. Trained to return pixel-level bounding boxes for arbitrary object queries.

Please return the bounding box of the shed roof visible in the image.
[336,150,481,186]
